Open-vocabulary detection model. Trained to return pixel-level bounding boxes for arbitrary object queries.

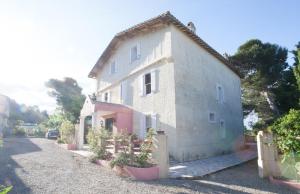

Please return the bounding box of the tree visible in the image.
[45,77,85,123]
[46,110,65,129]
[229,39,298,129]
[293,42,300,91]
[8,99,48,129]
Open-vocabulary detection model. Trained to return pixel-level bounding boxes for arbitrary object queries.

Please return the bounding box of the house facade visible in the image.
[78,12,244,162]
[0,94,10,136]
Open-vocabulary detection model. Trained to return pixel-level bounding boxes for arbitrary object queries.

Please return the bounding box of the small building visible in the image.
[78,12,244,162]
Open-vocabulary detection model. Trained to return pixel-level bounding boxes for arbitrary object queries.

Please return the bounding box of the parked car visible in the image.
[45,129,59,139]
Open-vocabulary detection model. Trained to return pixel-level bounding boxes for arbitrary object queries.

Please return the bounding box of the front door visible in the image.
[105,118,114,132]
[84,116,92,144]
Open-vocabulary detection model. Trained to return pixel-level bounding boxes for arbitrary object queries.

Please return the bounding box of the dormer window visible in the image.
[110,61,116,74]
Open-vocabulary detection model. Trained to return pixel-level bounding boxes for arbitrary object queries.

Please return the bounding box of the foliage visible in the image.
[135,128,156,167]
[13,123,26,137]
[57,138,65,144]
[46,111,65,130]
[229,39,299,130]
[0,185,12,194]
[8,99,48,129]
[45,77,85,123]
[60,120,75,144]
[278,153,300,182]
[110,129,156,168]
[87,127,112,160]
[292,42,300,91]
[110,152,132,168]
[269,109,300,155]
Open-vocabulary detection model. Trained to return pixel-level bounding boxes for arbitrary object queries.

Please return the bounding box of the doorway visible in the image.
[105,118,114,132]
[84,116,92,144]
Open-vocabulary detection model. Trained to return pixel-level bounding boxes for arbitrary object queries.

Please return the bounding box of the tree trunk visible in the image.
[261,91,280,116]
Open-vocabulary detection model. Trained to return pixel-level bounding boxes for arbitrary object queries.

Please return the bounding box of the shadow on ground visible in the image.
[132,160,299,194]
[0,138,41,194]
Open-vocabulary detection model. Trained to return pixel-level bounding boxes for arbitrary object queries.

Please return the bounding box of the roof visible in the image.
[88,11,241,78]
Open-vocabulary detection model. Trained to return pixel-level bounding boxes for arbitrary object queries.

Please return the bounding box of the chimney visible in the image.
[187,22,196,33]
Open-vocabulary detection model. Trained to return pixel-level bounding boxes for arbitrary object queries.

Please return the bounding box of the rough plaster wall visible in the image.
[96,27,171,92]
[171,26,244,161]
[95,26,178,156]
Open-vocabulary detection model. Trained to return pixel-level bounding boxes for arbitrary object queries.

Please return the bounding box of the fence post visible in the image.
[257,131,281,178]
[113,138,118,153]
[152,131,169,178]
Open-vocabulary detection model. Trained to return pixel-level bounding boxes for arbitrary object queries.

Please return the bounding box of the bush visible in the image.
[110,128,156,168]
[60,120,75,144]
[110,152,132,168]
[269,109,300,155]
[87,127,112,160]
[13,127,25,137]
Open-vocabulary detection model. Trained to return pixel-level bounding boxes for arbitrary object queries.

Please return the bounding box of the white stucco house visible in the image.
[78,12,244,162]
[0,94,10,136]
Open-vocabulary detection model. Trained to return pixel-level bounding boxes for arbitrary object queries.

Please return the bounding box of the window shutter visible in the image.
[139,114,146,139]
[137,43,141,59]
[107,91,111,103]
[101,93,105,102]
[151,113,157,131]
[220,120,226,139]
[151,70,158,93]
[139,74,144,96]
[120,84,123,101]
[216,85,219,102]
[120,81,127,103]
[221,87,225,103]
[130,47,132,63]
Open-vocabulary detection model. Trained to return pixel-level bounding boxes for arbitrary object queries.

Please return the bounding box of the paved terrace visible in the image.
[169,148,258,179]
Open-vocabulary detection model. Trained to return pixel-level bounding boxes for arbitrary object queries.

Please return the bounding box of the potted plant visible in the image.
[110,129,159,180]
[88,127,112,167]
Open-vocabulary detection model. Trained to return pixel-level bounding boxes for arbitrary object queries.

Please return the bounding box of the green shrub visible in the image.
[13,127,25,137]
[110,152,132,168]
[110,128,156,168]
[269,109,300,155]
[60,120,75,144]
[57,138,65,144]
[87,128,112,160]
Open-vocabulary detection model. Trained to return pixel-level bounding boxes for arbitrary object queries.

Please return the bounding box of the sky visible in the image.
[0,0,299,113]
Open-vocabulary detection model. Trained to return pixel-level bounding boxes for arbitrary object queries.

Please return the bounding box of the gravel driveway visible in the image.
[0,138,298,194]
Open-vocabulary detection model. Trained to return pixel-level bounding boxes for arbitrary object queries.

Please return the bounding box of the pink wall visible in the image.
[115,112,133,134]
[95,102,133,134]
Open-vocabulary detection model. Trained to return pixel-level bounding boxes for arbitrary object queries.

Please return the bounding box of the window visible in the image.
[140,113,158,139]
[209,112,216,123]
[220,119,226,139]
[104,92,108,102]
[110,61,116,74]
[145,73,151,95]
[139,70,158,96]
[130,43,140,62]
[102,91,110,102]
[217,84,224,103]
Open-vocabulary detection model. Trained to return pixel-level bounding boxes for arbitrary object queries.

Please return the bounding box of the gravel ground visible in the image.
[0,138,298,194]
